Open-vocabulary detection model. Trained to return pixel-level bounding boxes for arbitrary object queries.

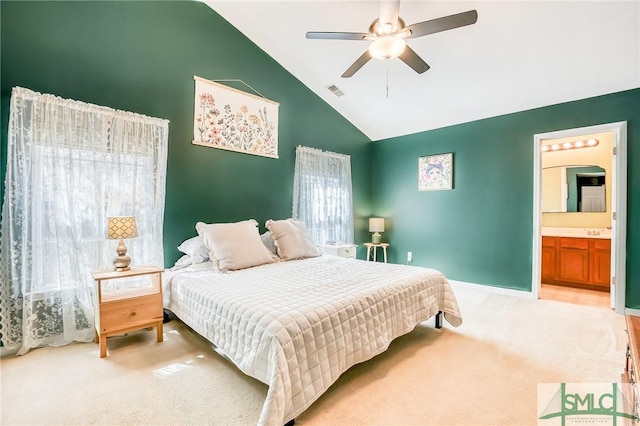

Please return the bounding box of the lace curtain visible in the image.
[0,87,169,355]
[292,146,354,245]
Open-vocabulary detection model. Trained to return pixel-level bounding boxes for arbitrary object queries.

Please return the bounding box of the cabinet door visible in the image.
[590,239,611,287]
[541,237,556,282]
[557,238,589,283]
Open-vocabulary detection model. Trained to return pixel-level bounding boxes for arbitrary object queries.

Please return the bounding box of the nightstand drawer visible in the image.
[319,244,357,258]
[100,293,162,332]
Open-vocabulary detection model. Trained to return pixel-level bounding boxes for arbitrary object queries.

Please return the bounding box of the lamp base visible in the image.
[113,255,131,272]
[113,239,132,272]
[372,232,381,244]
[113,264,131,272]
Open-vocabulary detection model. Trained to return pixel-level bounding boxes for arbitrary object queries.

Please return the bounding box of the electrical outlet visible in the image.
[407,251,413,263]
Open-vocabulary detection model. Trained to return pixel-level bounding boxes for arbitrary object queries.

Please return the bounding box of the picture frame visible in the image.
[192,76,279,159]
[418,153,453,191]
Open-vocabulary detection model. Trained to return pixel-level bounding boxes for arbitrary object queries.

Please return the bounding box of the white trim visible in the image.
[625,308,640,317]
[532,131,543,300]
[613,123,628,313]
[449,280,533,298]
[532,122,627,313]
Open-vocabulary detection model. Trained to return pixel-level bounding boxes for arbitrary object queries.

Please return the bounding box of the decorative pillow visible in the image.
[261,231,278,255]
[177,236,209,264]
[195,219,274,272]
[265,219,320,260]
[172,254,193,270]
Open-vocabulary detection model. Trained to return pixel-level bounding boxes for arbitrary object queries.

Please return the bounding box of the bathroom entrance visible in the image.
[532,122,627,312]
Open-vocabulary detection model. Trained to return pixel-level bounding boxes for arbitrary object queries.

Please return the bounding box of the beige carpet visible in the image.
[0,282,627,426]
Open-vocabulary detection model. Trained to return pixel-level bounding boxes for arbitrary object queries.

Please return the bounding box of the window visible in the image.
[292,146,354,245]
[0,87,168,354]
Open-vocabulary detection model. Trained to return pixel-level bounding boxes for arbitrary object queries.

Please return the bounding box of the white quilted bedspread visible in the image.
[165,255,462,426]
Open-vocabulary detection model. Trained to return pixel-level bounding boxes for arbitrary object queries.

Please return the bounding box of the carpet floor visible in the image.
[0,282,627,425]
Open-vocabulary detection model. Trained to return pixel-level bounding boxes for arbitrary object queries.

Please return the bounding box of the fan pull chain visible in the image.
[386,66,389,99]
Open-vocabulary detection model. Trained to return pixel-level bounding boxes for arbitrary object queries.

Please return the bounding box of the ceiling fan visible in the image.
[306,0,478,78]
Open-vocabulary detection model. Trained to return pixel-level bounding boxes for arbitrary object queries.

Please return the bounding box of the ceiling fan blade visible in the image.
[398,46,430,74]
[404,10,478,39]
[306,31,370,41]
[378,0,401,30]
[342,51,372,78]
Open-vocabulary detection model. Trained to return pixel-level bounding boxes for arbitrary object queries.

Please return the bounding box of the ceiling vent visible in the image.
[327,84,345,97]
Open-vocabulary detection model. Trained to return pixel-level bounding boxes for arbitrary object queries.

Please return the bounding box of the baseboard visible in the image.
[449,280,533,298]
[625,307,640,317]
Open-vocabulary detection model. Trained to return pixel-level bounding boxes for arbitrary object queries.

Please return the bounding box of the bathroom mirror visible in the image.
[542,165,606,213]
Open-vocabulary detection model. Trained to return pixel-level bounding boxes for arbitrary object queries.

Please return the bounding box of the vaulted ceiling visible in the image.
[206,1,640,141]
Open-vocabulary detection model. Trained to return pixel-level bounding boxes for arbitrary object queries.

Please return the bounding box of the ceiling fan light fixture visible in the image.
[368,35,406,60]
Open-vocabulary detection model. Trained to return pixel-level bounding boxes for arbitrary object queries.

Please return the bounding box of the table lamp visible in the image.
[107,216,138,271]
[369,218,384,244]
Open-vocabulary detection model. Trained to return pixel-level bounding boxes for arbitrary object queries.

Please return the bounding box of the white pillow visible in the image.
[177,236,209,264]
[196,219,274,272]
[265,219,320,260]
[172,254,193,270]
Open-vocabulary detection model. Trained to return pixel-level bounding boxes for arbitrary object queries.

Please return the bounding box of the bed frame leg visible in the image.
[284,419,295,426]
[435,311,443,329]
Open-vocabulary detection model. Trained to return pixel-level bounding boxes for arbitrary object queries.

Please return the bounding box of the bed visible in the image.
[163,219,462,426]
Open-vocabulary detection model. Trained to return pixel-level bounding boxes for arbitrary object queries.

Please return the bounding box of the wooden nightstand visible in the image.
[319,244,357,259]
[623,315,640,420]
[364,243,389,263]
[91,265,164,358]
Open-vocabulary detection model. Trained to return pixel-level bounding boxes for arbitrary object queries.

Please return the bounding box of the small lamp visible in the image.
[107,216,138,272]
[369,218,385,244]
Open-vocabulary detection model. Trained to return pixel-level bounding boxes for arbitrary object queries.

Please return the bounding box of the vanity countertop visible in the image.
[541,227,611,239]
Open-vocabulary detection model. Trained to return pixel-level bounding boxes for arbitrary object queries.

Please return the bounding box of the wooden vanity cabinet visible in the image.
[590,239,613,287]
[541,236,611,291]
[557,237,590,284]
[541,237,557,283]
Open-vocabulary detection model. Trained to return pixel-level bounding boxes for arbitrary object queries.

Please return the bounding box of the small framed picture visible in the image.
[418,153,453,191]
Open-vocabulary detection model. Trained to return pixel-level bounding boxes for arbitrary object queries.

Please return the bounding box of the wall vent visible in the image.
[327,84,345,97]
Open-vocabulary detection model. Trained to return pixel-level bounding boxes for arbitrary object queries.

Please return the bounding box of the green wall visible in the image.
[372,89,640,306]
[0,1,372,265]
[2,1,639,307]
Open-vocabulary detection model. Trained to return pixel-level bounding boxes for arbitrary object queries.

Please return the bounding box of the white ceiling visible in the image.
[206,1,640,141]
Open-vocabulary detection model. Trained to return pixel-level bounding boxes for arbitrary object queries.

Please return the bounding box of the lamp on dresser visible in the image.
[107,216,138,272]
[369,217,385,244]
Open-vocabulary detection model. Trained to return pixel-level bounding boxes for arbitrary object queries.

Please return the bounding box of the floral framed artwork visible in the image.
[418,153,453,191]
[193,76,279,159]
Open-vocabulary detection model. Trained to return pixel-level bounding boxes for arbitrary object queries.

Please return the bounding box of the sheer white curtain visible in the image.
[292,146,354,245]
[0,87,168,355]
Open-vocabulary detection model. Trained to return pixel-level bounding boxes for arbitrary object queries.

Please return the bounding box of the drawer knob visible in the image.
[130,311,137,316]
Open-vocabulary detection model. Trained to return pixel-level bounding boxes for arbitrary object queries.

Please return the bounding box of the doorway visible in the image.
[532,122,627,313]
[540,284,610,307]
